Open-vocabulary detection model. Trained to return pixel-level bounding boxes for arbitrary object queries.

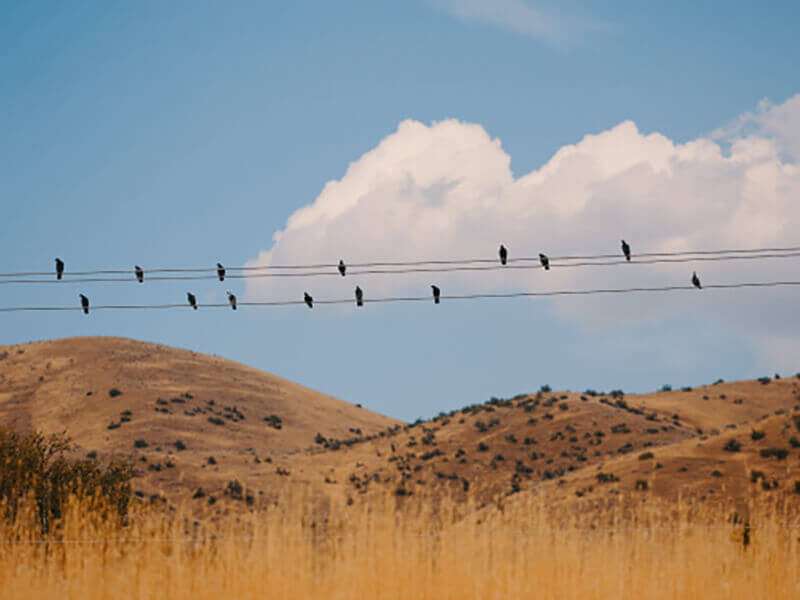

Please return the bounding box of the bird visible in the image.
[431,285,440,304]
[304,292,313,309]
[621,240,631,262]
[539,253,550,270]
[135,265,144,283]
[691,272,702,289]
[338,259,346,276]
[55,258,64,280]
[187,292,197,310]
[217,263,226,282]
[355,286,363,307]
[227,291,237,310]
[79,294,89,315]
[499,244,508,265]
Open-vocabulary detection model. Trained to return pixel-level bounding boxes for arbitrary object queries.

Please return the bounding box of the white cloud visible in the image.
[246,94,800,372]
[429,0,608,46]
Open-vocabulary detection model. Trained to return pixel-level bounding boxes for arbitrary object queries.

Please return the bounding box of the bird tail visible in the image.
[545,264,550,270]
[57,273,62,280]
[434,297,440,304]
[83,307,88,315]
[357,299,363,307]
[193,305,198,310]
[501,257,507,265]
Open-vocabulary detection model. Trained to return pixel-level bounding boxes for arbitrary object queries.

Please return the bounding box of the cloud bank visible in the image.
[246,95,800,371]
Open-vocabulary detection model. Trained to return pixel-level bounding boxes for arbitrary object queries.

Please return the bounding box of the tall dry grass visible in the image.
[1,489,798,600]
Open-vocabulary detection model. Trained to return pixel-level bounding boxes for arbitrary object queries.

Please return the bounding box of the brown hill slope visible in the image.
[2,337,799,515]
[292,378,800,510]
[0,337,399,505]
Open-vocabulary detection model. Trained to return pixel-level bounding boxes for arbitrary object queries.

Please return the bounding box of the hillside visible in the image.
[1,337,799,515]
[0,337,399,507]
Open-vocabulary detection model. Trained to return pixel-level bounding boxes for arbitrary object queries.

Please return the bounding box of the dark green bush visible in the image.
[0,428,132,533]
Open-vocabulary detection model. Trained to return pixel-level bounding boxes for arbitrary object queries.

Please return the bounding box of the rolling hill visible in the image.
[1,337,799,515]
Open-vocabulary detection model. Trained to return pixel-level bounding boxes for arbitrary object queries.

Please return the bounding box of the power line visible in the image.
[1,251,799,285]
[2,244,800,279]
[0,280,797,313]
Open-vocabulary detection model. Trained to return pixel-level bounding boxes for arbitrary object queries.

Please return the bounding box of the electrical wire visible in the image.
[0,280,797,313]
[2,244,800,278]
[1,251,799,285]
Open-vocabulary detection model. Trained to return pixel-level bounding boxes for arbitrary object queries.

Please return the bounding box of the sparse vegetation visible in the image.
[108,388,122,398]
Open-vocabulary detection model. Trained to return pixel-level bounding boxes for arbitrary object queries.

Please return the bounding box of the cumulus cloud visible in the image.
[246,95,800,371]
[429,0,608,46]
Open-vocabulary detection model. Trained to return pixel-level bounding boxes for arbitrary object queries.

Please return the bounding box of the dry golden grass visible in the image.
[2,491,799,599]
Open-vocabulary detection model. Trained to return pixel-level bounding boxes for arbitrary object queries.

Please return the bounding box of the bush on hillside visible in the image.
[0,427,132,533]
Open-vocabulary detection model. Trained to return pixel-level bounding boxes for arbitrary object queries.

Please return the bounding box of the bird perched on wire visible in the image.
[621,240,631,262]
[217,263,226,282]
[226,291,237,310]
[304,292,313,309]
[692,272,702,289]
[135,265,144,283]
[338,260,346,276]
[79,294,89,315]
[431,285,440,304]
[355,286,363,307]
[55,258,64,280]
[539,253,550,270]
[499,245,508,265]
[187,292,197,310]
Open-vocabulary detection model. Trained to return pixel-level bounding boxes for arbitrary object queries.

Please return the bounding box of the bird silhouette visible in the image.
[539,253,550,270]
[621,240,631,262]
[355,286,363,307]
[226,291,237,310]
[692,272,702,289]
[304,292,313,309]
[55,258,64,280]
[79,294,89,315]
[187,292,197,310]
[135,265,144,283]
[431,285,440,304]
[217,263,226,282]
[499,244,508,265]
[338,260,346,276]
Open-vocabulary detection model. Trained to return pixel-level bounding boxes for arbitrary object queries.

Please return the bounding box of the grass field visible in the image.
[2,492,798,600]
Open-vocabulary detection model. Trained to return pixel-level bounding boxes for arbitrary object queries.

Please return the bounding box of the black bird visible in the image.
[187,292,197,310]
[227,291,237,310]
[55,258,64,280]
[539,253,550,270]
[79,294,89,315]
[338,259,346,276]
[621,240,631,262]
[217,263,226,282]
[692,272,702,289]
[499,244,508,266]
[355,286,363,307]
[431,285,440,304]
[135,265,144,283]
[304,292,313,309]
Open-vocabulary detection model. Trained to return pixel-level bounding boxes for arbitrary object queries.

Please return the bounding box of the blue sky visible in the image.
[2,1,799,421]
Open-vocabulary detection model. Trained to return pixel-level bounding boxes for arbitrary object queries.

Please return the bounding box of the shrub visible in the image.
[711,470,723,477]
[108,388,122,398]
[477,442,489,452]
[660,384,672,392]
[757,376,771,385]
[540,384,552,393]
[638,452,654,460]
[208,417,225,426]
[0,427,132,532]
[174,440,187,451]
[596,472,619,483]
[133,439,148,448]
[264,415,283,430]
[723,439,742,452]
[759,447,789,460]
[750,430,766,441]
